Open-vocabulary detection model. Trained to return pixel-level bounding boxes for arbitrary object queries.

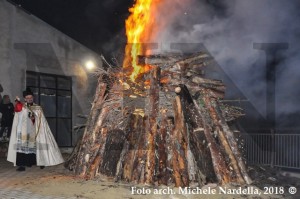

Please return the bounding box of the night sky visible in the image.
[9,0,134,56]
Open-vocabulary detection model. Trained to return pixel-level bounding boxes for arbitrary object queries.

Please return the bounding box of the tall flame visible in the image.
[123,0,160,81]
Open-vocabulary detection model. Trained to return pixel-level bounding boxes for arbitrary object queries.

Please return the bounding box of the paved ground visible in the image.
[1,156,299,199]
[0,157,77,199]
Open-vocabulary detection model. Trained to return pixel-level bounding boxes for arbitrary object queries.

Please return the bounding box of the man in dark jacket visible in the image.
[0,95,14,139]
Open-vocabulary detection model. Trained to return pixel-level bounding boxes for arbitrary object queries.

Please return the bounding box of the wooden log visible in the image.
[86,82,108,133]
[100,129,125,177]
[73,82,109,177]
[137,52,209,68]
[120,114,135,181]
[165,116,175,185]
[171,95,189,187]
[86,128,108,179]
[189,126,216,185]
[192,100,231,185]
[166,52,210,73]
[157,109,169,185]
[207,91,252,184]
[169,78,225,99]
[168,76,224,88]
[174,52,210,66]
[178,85,231,185]
[145,66,160,184]
[114,136,129,182]
[137,54,177,66]
[202,91,245,184]
[122,114,144,182]
[83,80,123,178]
[121,112,150,184]
[131,117,147,183]
[191,76,223,86]
[74,106,110,177]
[181,98,216,185]
[65,82,107,171]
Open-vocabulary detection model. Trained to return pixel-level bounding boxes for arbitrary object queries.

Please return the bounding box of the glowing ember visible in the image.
[160,76,169,84]
[123,0,161,82]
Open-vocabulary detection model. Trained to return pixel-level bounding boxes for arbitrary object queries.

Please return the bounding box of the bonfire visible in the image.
[65,0,252,187]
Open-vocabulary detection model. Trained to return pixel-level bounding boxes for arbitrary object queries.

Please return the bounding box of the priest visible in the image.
[7,88,64,171]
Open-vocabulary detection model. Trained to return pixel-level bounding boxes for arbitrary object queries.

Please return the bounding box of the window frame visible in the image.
[26,71,72,147]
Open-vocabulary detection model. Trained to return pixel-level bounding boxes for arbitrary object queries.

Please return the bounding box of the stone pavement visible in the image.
[1,156,299,199]
[0,157,77,199]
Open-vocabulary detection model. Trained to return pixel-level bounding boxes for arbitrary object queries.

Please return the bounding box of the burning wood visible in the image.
[65,52,252,187]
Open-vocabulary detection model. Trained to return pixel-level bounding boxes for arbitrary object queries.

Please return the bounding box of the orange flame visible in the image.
[123,0,161,82]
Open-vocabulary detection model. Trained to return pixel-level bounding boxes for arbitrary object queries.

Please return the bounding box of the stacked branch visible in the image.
[65,52,252,187]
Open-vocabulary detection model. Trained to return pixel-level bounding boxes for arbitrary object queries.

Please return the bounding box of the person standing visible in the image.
[0,95,14,140]
[7,88,64,171]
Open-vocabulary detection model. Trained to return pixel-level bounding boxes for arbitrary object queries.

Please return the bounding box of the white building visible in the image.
[0,0,103,147]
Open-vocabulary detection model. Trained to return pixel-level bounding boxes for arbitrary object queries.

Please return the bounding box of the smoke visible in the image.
[155,0,300,127]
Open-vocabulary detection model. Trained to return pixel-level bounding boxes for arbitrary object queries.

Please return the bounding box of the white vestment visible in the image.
[7,103,64,166]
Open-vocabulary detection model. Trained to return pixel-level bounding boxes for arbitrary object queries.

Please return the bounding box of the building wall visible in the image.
[0,0,102,146]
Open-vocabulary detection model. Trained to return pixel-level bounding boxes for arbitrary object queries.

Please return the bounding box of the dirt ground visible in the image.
[3,157,298,199]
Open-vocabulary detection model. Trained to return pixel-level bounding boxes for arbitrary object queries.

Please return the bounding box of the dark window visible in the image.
[40,88,56,117]
[26,71,72,147]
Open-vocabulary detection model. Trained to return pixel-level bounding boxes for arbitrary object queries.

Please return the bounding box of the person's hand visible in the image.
[15,96,20,102]
[14,97,23,112]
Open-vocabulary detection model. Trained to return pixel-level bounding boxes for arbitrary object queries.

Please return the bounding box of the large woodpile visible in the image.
[65,52,252,187]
